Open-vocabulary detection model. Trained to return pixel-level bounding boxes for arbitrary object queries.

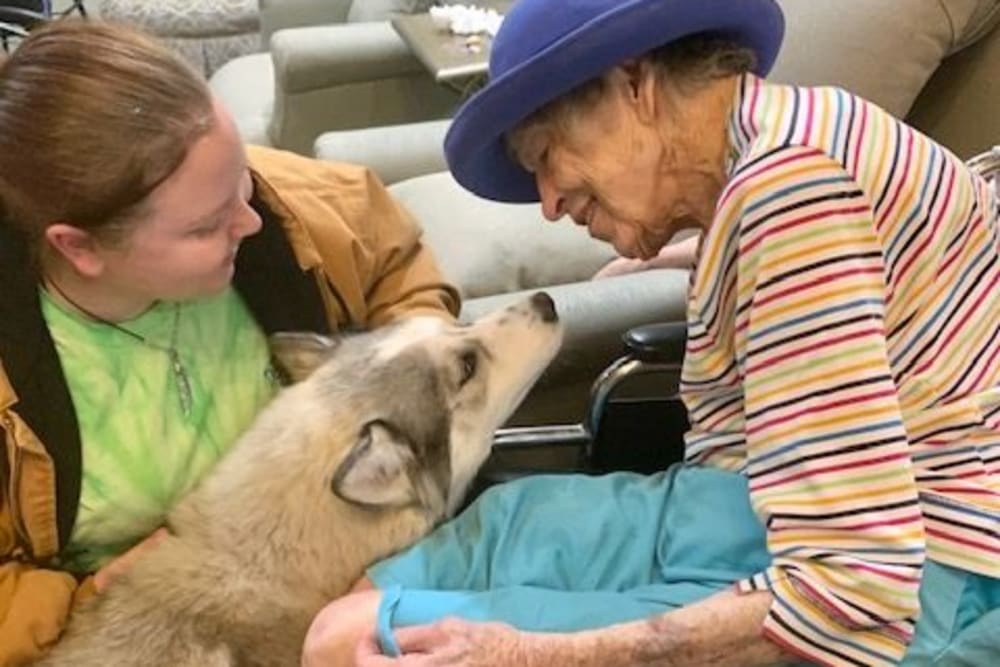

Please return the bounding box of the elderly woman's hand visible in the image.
[354,618,568,667]
[592,235,700,280]
[592,256,647,280]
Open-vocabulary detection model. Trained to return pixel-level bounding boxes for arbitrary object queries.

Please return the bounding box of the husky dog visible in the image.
[39,293,562,667]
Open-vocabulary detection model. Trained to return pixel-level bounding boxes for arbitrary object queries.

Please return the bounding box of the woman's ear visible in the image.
[43,223,105,278]
[614,59,659,124]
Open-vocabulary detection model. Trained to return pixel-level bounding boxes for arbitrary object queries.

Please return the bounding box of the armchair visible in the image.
[95,0,261,77]
[257,0,433,39]
[257,0,352,40]
[209,0,458,154]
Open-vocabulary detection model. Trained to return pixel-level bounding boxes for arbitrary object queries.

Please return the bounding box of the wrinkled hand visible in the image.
[93,527,169,593]
[592,256,646,280]
[355,618,556,667]
[592,235,700,280]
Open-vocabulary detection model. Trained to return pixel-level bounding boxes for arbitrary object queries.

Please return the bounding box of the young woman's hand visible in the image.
[93,527,169,593]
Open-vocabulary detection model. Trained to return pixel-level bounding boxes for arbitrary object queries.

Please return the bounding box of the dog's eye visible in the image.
[458,350,478,387]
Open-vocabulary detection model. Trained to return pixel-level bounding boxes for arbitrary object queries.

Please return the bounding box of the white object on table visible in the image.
[429,4,504,36]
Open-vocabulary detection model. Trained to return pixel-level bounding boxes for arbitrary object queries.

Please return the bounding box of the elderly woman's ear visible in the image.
[610,60,660,124]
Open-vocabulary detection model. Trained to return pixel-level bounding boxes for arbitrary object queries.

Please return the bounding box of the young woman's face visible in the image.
[95,100,261,303]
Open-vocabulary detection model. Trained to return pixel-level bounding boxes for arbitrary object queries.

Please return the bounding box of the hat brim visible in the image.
[444,0,784,203]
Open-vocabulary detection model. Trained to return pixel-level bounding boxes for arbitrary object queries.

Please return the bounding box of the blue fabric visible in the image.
[370,465,1000,663]
[370,467,770,646]
[901,561,1000,666]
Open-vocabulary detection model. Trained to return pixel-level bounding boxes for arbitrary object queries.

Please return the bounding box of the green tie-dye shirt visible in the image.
[40,288,279,572]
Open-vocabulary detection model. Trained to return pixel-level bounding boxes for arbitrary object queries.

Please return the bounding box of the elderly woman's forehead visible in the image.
[506,74,610,151]
[506,115,552,168]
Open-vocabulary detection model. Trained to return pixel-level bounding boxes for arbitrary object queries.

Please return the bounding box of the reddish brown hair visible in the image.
[0,20,213,249]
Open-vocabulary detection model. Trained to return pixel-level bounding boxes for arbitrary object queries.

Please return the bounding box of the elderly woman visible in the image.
[302,0,1000,665]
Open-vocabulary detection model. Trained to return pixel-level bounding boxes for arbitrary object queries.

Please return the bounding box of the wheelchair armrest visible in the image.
[478,320,690,498]
[622,322,688,364]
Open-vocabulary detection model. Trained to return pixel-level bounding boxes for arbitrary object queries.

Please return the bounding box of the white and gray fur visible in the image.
[38,294,562,667]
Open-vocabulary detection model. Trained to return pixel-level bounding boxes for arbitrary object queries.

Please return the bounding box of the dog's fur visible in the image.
[39,295,562,667]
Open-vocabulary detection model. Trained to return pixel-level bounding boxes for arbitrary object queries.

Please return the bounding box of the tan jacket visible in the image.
[0,146,459,665]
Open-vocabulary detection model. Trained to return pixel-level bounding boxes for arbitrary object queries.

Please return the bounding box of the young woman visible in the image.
[0,20,457,664]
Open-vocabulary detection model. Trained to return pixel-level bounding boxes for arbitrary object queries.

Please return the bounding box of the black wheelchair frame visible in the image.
[480,322,690,492]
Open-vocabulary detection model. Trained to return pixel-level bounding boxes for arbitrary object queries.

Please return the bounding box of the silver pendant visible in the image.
[169,348,193,417]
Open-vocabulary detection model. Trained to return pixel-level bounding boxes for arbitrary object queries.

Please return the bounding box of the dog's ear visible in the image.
[331,420,418,508]
[269,332,340,383]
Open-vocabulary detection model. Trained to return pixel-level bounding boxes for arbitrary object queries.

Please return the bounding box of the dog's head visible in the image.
[269,292,562,519]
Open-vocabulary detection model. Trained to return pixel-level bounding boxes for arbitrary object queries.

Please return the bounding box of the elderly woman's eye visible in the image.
[459,350,478,386]
[538,147,549,167]
[526,147,549,173]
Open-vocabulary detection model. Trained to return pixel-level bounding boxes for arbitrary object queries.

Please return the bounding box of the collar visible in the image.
[0,223,81,554]
[725,72,764,177]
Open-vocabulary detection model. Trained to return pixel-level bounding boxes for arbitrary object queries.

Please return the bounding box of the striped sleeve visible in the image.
[726,146,926,666]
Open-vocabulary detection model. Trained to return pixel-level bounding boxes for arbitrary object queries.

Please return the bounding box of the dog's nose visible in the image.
[530,292,558,322]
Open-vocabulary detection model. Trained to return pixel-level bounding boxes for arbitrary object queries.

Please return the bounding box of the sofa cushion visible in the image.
[210,52,274,146]
[160,32,263,78]
[347,0,434,22]
[388,172,617,299]
[771,0,1000,118]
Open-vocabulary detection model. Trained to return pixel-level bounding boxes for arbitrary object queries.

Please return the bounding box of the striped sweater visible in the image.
[683,74,1000,666]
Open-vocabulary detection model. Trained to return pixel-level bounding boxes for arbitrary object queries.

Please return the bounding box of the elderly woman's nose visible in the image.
[536,172,567,221]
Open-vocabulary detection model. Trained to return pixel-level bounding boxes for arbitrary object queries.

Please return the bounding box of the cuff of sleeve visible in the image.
[738,565,913,667]
[72,575,98,608]
[366,560,400,590]
[736,567,785,595]
[376,584,404,657]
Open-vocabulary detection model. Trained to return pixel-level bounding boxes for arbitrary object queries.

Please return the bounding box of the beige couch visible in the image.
[311,0,1000,425]
[96,0,262,77]
[209,0,457,154]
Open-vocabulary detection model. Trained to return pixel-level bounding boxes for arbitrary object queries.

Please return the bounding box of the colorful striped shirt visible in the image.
[683,74,1000,666]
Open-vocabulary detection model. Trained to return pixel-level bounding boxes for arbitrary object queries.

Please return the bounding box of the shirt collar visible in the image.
[725,72,764,177]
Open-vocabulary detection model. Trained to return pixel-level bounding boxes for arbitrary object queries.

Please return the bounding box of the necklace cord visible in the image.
[42,277,193,417]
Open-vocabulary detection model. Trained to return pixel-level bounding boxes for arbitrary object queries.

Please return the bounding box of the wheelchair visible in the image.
[478,320,689,495]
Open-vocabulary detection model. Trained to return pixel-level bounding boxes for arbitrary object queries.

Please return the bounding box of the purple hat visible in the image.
[444,0,784,202]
